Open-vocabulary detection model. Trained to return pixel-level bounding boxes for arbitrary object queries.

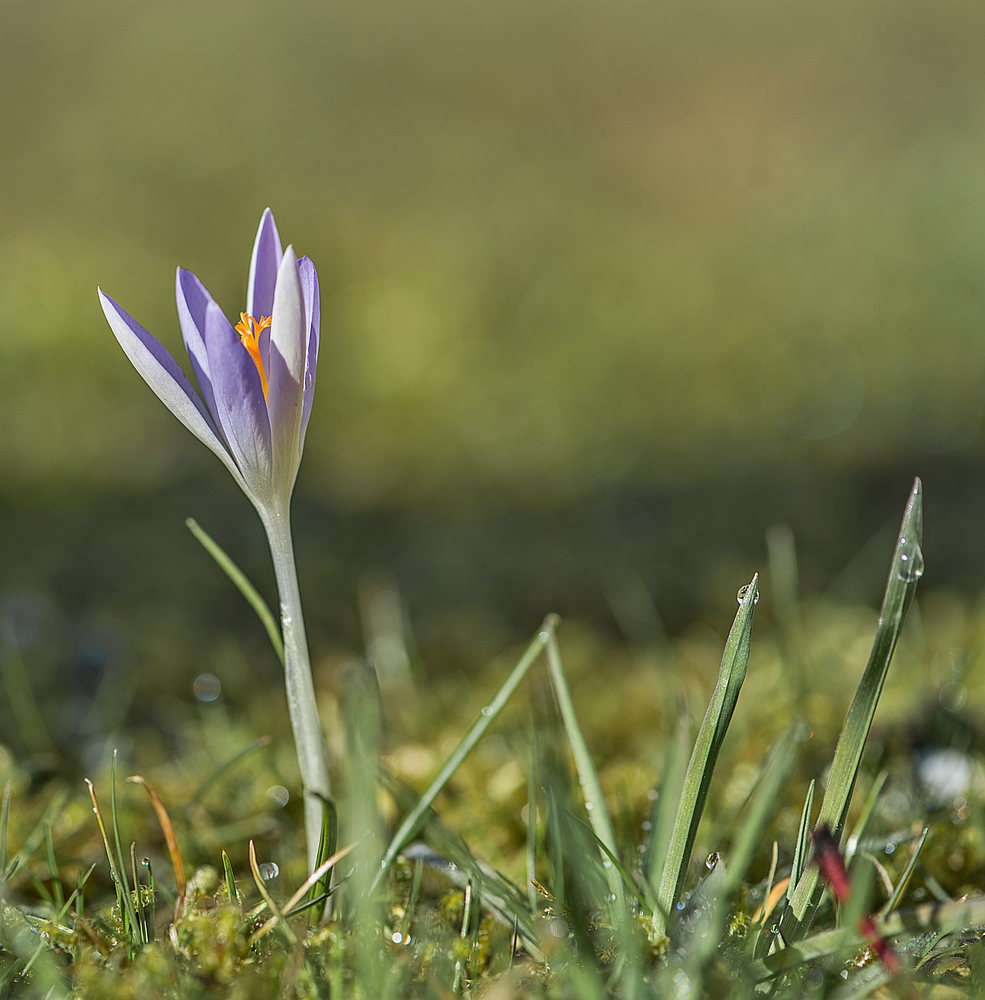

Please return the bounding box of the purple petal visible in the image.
[247,208,282,364]
[175,267,226,437]
[298,256,320,450]
[99,289,247,492]
[267,248,306,493]
[203,301,273,500]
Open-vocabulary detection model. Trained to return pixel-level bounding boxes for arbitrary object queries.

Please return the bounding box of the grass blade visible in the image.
[0,625,55,755]
[43,821,63,912]
[189,735,271,806]
[766,523,806,702]
[127,775,186,919]
[308,794,338,922]
[879,827,927,916]
[724,721,803,897]
[221,850,238,907]
[844,770,888,868]
[781,478,923,942]
[543,620,624,911]
[84,777,140,950]
[0,780,10,896]
[790,778,815,890]
[653,574,759,935]
[642,707,691,909]
[372,622,551,891]
[185,517,284,665]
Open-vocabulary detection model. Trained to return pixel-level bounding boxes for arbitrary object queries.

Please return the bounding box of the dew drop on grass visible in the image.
[480,706,493,717]
[258,862,279,880]
[585,802,594,811]
[705,852,721,870]
[193,673,222,702]
[897,536,925,582]
[141,858,150,866]
[266,785,290,807]
[736,585,759,605]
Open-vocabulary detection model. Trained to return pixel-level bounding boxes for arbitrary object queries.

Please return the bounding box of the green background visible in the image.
[1,0,984,681]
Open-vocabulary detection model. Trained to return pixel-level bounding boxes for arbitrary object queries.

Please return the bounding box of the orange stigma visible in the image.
[235,313,271,398]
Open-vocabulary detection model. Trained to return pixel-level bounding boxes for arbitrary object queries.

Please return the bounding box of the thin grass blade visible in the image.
[790,778,815,890]
[880,827,927,916]
[127,775,186,918]
[186,517,285,665]
[308,794,338,922]
[543,620,624,910]
[373,623,550,890]
[189,735,271,806]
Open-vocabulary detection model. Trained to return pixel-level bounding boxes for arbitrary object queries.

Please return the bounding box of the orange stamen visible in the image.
[235,312,271,399]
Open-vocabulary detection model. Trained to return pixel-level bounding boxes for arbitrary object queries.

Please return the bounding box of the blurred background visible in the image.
[1,0,984,708]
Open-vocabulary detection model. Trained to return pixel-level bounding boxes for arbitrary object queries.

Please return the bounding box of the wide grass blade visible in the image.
[780,478,923,943]
[642,708,691,910]
[653,574,759,936]
[185,517,285,665]
[767,523,806,701]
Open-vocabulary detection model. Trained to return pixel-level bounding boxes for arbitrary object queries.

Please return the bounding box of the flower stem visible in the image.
[261,504,332,874]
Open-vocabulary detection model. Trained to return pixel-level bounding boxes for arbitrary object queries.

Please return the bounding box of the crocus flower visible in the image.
[98,209,319,516]
[98,210,331,875]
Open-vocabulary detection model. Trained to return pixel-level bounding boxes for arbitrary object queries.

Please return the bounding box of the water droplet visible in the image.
[736,585,759,605]
[940,681,967,713]
[141,857,150,866]
[193,673,222,702]
[607,893,617,902]
[602,859,612,870]
[641,820,651,831]
[538,631,549,643]
[391,931,404,944]
[585,802,594,811]
[480,706,493,717]
[705,852,721,870]
[673,969,693,998]
[266,785,290,808]
[258,862,279,880]
[897,536,925,582]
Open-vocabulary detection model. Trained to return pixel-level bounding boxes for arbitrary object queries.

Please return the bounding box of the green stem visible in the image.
[260,503,332,874]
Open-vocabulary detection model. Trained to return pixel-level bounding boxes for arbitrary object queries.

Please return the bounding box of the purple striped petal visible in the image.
[247,208,282,363]
[175,267,226,436]
[298,256,320,451]
[203,301,273,500]
[98,289,246,492]
[267,247,306,495]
